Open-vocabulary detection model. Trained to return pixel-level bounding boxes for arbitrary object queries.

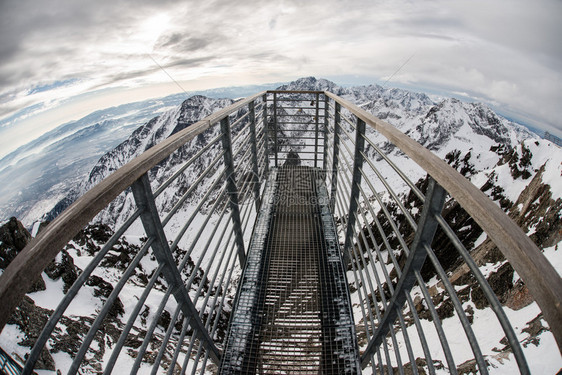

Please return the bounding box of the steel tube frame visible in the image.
[361,178,447,368]
[131,173,221,365]
[343,118,366,265]
[2,90,558,375]
[248,100,262,211]
[220,117,247,267]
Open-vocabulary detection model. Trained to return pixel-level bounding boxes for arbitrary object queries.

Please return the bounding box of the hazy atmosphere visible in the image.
[1,0,561,158]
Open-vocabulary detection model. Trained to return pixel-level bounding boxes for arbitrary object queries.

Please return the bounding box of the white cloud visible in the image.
[0,0,561,156]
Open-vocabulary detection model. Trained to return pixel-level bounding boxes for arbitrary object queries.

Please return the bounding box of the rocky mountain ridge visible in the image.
[42,77,538,226]
[1,77,560,373]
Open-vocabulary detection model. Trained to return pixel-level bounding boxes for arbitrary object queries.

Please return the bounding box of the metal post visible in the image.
[314,92,320,168]
[262,94,270,175]
[330,102,341,212]
[248,101,262,211]
[360,178,447,368]
[273,92,279,167]
[131,173,221,365]
[220,117,247,267]
[343,118,366,265]
[323,95,329,171]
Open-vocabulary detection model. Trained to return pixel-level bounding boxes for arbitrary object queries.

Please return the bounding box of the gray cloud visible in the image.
[0,0,561,140]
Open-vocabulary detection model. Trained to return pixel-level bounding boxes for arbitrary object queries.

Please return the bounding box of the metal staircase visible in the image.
[0,90,560,374]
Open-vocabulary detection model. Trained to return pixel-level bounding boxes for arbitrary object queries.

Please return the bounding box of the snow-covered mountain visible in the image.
[43,77,538,224]
[2,77,561,373]
[0,83,284,227]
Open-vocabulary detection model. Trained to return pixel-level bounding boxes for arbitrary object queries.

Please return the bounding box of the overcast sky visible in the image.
[1,0,561,158]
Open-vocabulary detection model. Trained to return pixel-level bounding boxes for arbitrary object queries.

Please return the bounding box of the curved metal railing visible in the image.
[0,90,559,374]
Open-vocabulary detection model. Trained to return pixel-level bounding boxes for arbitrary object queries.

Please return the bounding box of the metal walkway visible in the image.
[221,166,359,374]
[0,90,560,374]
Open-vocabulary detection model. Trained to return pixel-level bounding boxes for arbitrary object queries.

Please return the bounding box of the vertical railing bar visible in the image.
[102,263,165,374]
[262,94,270,174]
[154,192,232,373]
[170,181,227,253]
[376,348,385,375]
[23,208,142,374]
[323,95,329,171]
[353,184,423,374]
[131,173,221,364]
[151,304,183,375]
[231,129,254,162]
[273,92,279,167]
[220,117,246,267]
[131,287,174,373]
[231,149,257,205]
[196,240,240,374]
[361,178,446,368]
[161,151,227,227]
[360,150,418,228]
[414,271,458,374]
[209,240,239,339]
[314,92,320,168]
[353,166,436,373]
[423,243,489,375]
[434,214,530,374]
[333,129,417,285]
[67,239,153,375]
[352,219,405,374]
[389,320,405,375]
[404,292,436,374]
[348,220,383,328]
[333,179,391,369]
[182,194,230,297]
[166,315,190,375]
[354,210,418,375]
[337,116,358,147]
[343,118,366,265]
[340,144,452,372]
[154,133,223,197]
[248,100,262,211]
[234,137,262,182]
[183,227,238,375]
[360,132,425,202]
[330,102,342,212]
[230,116,253,146]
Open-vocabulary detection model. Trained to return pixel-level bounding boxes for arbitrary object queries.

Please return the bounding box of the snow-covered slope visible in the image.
[3,77,560,373]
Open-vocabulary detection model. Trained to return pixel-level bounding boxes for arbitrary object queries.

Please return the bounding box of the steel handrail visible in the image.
[0,91,266,333]
[0,89,559,374]
[324,91,562,350]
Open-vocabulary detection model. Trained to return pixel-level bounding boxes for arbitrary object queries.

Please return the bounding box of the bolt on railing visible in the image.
[0,90,559,374]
